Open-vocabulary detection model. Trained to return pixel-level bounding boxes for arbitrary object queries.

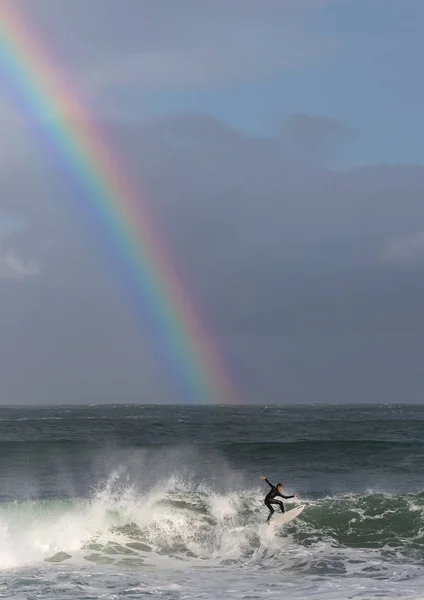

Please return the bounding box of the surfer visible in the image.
[260,476,298,523]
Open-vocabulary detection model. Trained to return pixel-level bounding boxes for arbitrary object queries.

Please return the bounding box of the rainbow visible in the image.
[0,2,239,404]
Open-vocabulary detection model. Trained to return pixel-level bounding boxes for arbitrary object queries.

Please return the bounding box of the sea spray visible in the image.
[0,468,423,571]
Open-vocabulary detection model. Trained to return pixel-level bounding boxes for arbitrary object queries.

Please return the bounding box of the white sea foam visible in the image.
[0,470,423,598]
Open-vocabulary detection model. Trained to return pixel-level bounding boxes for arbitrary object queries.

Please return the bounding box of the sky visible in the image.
[1,0,424,405]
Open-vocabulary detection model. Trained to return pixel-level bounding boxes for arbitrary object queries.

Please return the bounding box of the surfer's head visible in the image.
[277,483,284,491]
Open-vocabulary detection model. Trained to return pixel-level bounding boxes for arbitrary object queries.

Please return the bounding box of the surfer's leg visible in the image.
[268,499,285,514]
[265,500,274,522]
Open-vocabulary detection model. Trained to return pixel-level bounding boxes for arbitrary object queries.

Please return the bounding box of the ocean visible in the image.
[0,404,423,599]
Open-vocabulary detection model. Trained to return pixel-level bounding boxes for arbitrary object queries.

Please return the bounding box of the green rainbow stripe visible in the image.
[0,3,239,404]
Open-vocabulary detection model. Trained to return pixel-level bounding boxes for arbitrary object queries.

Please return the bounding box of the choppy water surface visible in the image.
[0,404,423,599]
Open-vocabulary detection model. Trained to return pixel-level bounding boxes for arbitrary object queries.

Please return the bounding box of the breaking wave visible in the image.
[1,468,424,573]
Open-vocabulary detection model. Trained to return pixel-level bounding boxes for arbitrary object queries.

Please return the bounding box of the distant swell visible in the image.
[2,439,424,450]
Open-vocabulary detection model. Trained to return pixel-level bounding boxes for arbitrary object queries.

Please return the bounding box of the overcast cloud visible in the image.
[1,0,423,405]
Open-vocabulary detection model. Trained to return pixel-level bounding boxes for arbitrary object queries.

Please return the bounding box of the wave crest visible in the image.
[0,471,423,570]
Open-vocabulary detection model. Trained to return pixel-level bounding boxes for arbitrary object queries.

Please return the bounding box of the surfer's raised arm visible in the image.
[260,476,273,488]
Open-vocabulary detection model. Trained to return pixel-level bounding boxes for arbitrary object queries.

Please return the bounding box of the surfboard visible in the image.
[270,505,305,527]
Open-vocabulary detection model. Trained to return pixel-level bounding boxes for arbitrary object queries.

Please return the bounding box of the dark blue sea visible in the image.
[0,404,423,599]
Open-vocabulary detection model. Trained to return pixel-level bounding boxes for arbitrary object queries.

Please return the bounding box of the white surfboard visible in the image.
[270,505,305,527]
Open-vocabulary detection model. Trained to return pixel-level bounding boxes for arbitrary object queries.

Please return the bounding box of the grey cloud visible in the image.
[281,113,354,163]
[14,0,336,98]
[381,230,424,267]
[0,250,40,281]
[2,113,424,404]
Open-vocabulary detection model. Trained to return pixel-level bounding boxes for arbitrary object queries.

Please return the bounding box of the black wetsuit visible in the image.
[263,478,294,522]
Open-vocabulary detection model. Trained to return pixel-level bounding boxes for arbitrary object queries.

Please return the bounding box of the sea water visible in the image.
[0,404,423,599]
